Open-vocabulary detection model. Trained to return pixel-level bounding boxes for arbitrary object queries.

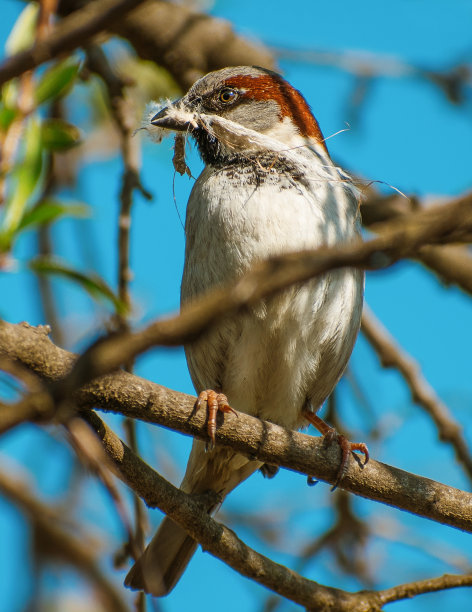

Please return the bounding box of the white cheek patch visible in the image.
[263,116,306,148]
[200,114,291,155]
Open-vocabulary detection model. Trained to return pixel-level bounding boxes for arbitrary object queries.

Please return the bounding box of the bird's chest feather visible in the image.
[182,157,357,297]
[181,156,363,425]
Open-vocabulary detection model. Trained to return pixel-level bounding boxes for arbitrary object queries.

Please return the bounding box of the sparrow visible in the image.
[125,65,367,596]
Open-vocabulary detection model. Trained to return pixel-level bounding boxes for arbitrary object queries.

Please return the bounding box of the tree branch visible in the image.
[0,464,129,612]
[56,192,472,395]
[85,45,151,592]
[83,410,381,612]
[84,410,472,611]
[1,320,472,534]
[58,0,276,90]
[378,572,472,606]
[361,306,472,482]
[361,192,472,297]
[0,0,148,87]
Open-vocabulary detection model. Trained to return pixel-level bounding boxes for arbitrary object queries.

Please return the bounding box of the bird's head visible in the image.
[150,66,327,163]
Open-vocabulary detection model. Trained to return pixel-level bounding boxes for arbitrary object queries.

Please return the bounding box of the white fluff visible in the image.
[140,99,200,143]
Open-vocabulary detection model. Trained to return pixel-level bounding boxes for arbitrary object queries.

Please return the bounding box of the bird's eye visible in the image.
[219,88,237,104]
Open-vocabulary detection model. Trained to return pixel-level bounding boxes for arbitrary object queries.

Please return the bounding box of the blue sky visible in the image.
[1,1,472,611]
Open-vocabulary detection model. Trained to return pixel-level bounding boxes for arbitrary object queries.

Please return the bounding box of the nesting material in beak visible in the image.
[140,99,199,145]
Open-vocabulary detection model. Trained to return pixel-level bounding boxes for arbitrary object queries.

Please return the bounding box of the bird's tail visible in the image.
[124,515,198,596]
[125,440,262,595]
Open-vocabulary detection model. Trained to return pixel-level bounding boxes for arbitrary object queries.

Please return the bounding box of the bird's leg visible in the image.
[195,390,237,450]
[303,411,369,490]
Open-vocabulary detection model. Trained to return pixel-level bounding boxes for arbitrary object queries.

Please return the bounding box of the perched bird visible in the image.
[125,66,367,596]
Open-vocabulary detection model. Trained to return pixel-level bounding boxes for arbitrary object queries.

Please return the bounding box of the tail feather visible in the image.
[124,516,198,596]
[124,442,262,595]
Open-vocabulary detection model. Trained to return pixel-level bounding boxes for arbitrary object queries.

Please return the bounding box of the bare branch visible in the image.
[83,411,382,612]
[378,572,472,606]
[59,193,472,393]
[361,307,472,482]
[1,320,472,533]
[0,465,129,612]
[85,44,151,319]
[361,192,472,297]
[0,0,148,87]
[84,411,472,611]
[85,43,151,572]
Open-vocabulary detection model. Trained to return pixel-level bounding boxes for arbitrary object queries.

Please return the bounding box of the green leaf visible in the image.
[5,3,39,55]
[1,80,20,110]
[18,199,90,232]
[0,105,17,132]
[29,256,128,315]
[35,59,81,106]
[41,118,81,150]
[1,116,43,245]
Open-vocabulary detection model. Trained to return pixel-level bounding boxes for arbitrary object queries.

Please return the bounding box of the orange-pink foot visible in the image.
[195,390,237,450]
[304,411,369,490]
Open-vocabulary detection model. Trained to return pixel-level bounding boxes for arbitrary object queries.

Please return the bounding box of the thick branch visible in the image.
[59,193,472,393]
[83,411,381,612]
[59,0,276,90]
[361,192,472,297]
[1,320,472,533]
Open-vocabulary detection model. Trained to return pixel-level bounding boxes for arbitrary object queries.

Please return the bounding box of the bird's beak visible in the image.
[150,106,178,129]
[150,99,195,132]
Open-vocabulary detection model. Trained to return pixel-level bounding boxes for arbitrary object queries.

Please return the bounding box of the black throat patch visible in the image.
[192,127,308,188]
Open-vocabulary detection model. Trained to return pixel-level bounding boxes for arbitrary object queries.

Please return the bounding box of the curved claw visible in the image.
[303,410,369,490]
[195,390,237,449]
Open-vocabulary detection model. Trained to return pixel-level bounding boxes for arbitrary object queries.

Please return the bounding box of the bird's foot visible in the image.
[304,411,369,490]
[195,390,237,450]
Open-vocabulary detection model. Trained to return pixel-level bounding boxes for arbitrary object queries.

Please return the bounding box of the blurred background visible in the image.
[1,1,472,611]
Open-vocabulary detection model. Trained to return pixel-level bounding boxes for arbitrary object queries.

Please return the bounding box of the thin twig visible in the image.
[85,46,150,590]
[361,306,472,482]
[0,465,129,612]
[378,572,472,606]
